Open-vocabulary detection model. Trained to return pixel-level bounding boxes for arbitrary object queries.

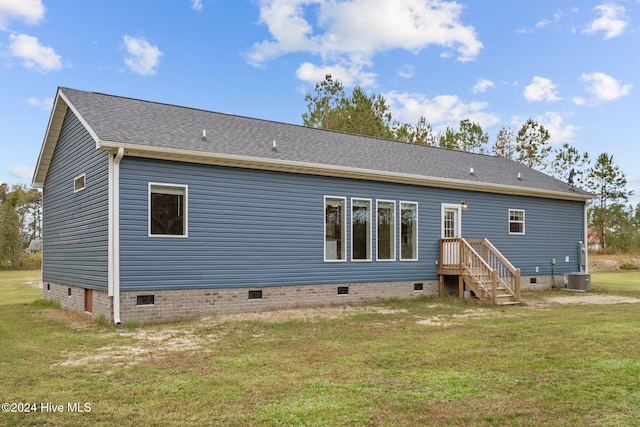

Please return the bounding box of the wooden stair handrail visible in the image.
[482,238,520,300]
[440,237,521,303]
[466,238,520,300]
[473,238,518,273]
[459,238,496,301]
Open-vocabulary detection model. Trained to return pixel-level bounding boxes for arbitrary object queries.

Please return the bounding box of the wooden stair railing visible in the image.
[440,238,521,304]
[467,238,520,302]
[460,238,498,303]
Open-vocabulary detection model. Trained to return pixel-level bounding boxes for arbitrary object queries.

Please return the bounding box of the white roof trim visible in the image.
[59,90,101,146]
[97,140,592,202]
[32,89,101,187]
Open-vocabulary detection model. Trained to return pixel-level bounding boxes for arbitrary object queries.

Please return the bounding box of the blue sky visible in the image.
[1,0,638,205]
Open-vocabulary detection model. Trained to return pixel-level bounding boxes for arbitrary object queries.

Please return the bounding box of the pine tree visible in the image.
[585,153,632,249]
[515,119,551,169]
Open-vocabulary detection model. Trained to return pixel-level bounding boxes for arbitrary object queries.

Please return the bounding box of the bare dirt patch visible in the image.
[416,308,491,327]
[201,305,409,324]
[52,296,640,367]
[56,327,213,367]
[24,280,43,289]
[54,306,408,367]
[589,254,640,272]
[39,308,98,332]
[529,293,640,307]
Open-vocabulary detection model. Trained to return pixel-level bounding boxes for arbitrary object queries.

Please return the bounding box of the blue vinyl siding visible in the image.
[118,157,586,291]
[451,190,586,275]
[42,110,109,290]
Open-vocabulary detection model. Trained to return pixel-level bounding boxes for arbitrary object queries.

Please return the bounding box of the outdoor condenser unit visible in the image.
[566,272,591,290]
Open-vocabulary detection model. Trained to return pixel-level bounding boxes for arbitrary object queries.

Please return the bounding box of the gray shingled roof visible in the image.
[43,87,591,200]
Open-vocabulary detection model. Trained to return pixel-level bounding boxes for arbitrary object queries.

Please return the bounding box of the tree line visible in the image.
[0,183,42,268]
[304,75,638,252]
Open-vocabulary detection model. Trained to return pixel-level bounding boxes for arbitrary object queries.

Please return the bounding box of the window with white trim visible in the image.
[377,200,396,261]
[324,196,346,261]
[509,209,525,235]
[149,184,188,237]
[351,198,371,261]
[400,202,418,260]
[74,174,86,192]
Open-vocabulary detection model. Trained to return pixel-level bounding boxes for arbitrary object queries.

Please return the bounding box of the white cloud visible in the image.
[295,62,376,87]
[535,11,564,29]
[517,9,576,34]
[0,0,45,30]
[27,96,54,110]
[385,91,500,131]
[581,72,631,101]
[9,164,33,180]
[191,0,203,12]
[583,3,627,39]
[472,78,494,94]
[248,0,482,85]
[397,64,414,79]
[537,112,578,144]
[572,97,586,106]
[123,35,163,76]
[524,76,561,102]
[8,33,62,72]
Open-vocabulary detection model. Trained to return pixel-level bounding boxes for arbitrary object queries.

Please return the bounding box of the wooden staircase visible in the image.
[439,238,521,305]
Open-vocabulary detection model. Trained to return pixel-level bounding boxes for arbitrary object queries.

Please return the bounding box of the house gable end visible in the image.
[41,108,110,291]
[32,89,101,188]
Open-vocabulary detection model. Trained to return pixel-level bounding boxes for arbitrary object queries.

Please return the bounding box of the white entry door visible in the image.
[441,204,461,265]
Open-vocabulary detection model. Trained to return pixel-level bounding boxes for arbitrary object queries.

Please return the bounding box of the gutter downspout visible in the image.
[584,201,589,274]
[111,147,124,325]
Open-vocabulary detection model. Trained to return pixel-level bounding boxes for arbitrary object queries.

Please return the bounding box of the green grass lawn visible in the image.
[0,270,42,305]
[1,271,639,426]
[591,271,640,295]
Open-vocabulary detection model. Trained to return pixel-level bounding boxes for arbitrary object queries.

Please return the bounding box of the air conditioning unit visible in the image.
[566,273,591,290]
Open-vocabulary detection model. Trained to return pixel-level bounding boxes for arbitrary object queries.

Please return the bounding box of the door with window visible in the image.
[441,204,461,265]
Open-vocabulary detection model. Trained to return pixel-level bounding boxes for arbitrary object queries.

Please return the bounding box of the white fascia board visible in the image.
[32,91,67,187]
[32,89,102,188]
[58,90,101,146]
[97,140,593,202]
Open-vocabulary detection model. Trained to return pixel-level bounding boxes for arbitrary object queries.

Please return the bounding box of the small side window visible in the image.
[74,174,86,192]
[509,209,525,235]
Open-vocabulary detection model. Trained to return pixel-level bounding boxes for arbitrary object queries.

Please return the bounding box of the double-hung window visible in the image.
[351,198,371,261]
[149,183,188,237]
[377,200,396,261]
[325,196,346,261]
[509,209,525,235]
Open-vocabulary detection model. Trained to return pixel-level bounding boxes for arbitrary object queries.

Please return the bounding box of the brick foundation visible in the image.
[42,282,111,321]
[520,275,563,291]
[42,275,561,324]
[43,280,438,324]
